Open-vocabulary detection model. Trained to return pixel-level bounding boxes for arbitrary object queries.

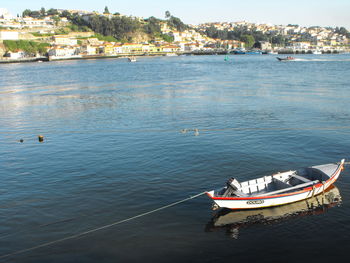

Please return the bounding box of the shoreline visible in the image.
[0,51,347,64]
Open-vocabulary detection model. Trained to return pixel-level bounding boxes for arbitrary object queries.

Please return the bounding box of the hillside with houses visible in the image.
[0,7,349,62]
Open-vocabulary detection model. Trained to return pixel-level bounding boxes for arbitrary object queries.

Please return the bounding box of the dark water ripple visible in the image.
[0,54,350,262]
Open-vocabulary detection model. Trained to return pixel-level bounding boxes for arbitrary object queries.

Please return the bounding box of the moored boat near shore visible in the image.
[206,185,342,238]
[312,50,322,54]
[206,159,345,210]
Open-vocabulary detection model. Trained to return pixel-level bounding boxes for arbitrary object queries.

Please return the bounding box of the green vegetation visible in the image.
[93,33,118,42]
[335,27,350,38]
[22,9,42,18]
[104,6,110,15]
[204,25,288,46]
[65,23,91,32]
[59,10,187,42]
[240,34,255,48]
[47,8,59,16]
[166,16,188,32]
[144,16,162,35]
[86,15,141,41]
[3,40,50,55]
[160,34,174,43]
[20,8,189,43]
[164,11,188,32]
[31,32,55,37]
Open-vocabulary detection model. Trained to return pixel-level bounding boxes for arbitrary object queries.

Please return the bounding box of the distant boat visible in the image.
[206,159,345,210]
[165,53,178,56]
[312,50,322,55]
[276,56,295,61]
[224,55,229,61]
[232,49,246,55]
[232,49,262,55]
[245,50,262,55]
[128,56,136,62]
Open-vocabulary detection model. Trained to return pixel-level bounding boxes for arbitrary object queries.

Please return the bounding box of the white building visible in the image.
[81,45,98,55]
[184,43,200,51]
[288,41,311,50]
[4,50,26,59]
[0,30,19,40]
[53,35,78,46]
[48,46,79,57]
[20,17,54,28]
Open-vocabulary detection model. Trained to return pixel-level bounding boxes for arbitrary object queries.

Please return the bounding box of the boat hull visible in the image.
[277,57,295,61]
[209,185,341,228]
[207,161,343,210]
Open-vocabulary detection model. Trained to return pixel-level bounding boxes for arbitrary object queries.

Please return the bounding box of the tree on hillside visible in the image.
[47,8,59,15]
[240,34,255,48]
[144,16,161,35]
[60,10,72,19]
[271,34,286,46]
[22,9,32,17]
[205,25,217,38]
[167,15,187,32]
[40,7,46,16]
[165,11,171,19]
[30,10,41,18]
[104,6,110,14]
[335,26,350,38]
[88,15,141,41]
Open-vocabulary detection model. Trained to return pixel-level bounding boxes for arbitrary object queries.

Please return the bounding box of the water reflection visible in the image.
[206,185,342,239]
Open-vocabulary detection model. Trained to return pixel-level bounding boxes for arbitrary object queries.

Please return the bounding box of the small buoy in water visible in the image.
[19,139,24,143]
[194,128,199,136]
[181,129,188,134]
[38,135,44,142]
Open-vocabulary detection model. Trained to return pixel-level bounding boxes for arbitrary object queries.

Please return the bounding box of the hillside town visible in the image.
[0,7,349,62]
[195,21,349,53]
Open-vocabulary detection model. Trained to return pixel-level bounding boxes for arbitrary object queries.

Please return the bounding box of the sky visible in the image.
[2,0,350,29]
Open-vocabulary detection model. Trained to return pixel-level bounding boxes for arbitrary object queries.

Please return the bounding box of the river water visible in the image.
[0,54,350,262]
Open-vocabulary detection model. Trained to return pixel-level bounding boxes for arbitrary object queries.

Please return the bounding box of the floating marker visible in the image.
[19,139,24,143]
[38,135,44,142]
[194,129,199,136]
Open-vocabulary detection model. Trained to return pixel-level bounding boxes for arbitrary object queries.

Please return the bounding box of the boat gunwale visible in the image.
[207,162,343,201]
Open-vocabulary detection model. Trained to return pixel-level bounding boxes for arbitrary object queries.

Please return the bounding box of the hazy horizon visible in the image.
[1,0,350,29]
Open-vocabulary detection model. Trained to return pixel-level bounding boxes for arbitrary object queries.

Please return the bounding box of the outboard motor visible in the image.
[223,177,241,197]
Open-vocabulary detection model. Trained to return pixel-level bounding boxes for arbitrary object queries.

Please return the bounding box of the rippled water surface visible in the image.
[1,55,350,262]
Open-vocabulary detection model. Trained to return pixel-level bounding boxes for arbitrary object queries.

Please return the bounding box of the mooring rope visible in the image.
[0,191,207,260]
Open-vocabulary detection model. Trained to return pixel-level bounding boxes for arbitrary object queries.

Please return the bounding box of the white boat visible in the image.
[128,56,137,62]
[312,50,322,55]
[207,159,345,210]
[206,185,341,238]
[165,53,178,56]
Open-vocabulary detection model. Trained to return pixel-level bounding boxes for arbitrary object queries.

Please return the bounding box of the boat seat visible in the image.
[291,173,312,183]
[232,189,249,197]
